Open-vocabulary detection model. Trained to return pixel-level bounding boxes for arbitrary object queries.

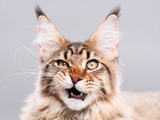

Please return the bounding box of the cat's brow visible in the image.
[64,43,91,60]
[86,51,90,59]
[79,48,86,54]
[64,48,74,60]
[79,48,90,59]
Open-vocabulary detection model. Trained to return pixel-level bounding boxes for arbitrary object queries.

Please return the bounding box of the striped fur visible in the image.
[20,6,160,120]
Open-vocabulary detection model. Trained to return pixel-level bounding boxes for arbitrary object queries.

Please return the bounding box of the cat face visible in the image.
[36,8,120,111]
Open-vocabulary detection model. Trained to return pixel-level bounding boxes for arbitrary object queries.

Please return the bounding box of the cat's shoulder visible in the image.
[121,91,160,120]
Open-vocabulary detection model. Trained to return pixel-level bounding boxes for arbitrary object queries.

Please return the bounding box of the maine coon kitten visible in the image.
[20,6,160,120]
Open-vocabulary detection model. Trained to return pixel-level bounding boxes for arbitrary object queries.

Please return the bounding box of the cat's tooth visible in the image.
[80,93,83,96]
[71,92,74,96]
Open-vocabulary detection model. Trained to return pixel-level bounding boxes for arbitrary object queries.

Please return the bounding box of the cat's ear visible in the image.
[37,15,67,59]
[87,14,119,60]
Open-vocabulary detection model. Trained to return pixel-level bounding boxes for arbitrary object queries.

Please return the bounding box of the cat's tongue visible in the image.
[67,87,86,101]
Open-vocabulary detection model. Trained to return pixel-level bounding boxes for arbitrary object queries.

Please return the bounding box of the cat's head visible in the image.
[36,6,120,111]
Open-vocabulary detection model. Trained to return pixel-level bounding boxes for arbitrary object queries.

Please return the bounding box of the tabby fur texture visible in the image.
[20,6,160,120]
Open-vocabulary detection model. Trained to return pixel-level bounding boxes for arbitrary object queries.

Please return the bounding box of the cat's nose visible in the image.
[70,75,81,84]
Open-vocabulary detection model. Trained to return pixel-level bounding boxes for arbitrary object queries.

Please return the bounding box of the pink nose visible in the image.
[70,76,81,84]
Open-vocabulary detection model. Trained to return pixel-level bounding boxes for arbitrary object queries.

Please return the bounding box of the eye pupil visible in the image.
[86,60,98,70]
[62,62,65,66]
[57,60,69,68]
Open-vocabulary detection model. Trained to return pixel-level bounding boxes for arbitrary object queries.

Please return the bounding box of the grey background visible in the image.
[0,0,160,120]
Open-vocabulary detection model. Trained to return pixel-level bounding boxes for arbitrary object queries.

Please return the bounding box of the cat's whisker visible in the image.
[38,81,62,96]
[16,40,62,73]
[0,72,40,83]
[93,90,119,119]
[93,83,116,94]
[91,93,99,104]
[47,83,63,97]
[96,90,120,119]
[41,82,54,90]
[91,91,119,119]
[16,40,40,60]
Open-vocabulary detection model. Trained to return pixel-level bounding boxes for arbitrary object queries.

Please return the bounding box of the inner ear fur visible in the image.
[85,14,119,60]
[37,15,70,59]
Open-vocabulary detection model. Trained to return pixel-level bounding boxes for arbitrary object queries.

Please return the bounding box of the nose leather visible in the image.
[70,76,81,84]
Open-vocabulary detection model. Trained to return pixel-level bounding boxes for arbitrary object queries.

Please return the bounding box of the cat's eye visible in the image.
[86,60,98,70]
[57,60,69,68]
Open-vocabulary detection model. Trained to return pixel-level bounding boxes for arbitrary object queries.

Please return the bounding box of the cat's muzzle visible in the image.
[66,87,87,101]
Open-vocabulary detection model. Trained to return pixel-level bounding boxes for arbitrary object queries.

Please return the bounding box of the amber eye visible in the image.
[86,60,98,70]
[57,60,69,68]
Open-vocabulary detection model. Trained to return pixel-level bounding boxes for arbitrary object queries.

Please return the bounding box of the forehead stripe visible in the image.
[101,63,111,76]
[68,48,74,54]
[79,48,90,59]
[64,51,68,59]
[64,48,74,60]
[87,51,90,59]
[79,48,86,54]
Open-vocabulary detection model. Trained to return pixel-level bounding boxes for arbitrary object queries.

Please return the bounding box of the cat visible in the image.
[20,5,160,120]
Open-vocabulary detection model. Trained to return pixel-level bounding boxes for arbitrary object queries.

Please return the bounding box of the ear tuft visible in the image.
[35,5,46,18]
[108,6,121,18]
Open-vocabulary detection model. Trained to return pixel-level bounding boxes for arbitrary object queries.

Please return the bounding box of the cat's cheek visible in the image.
[75,82,87,93]
[55,72,73,89]
[75,80,100,94]
[62,77,73,89]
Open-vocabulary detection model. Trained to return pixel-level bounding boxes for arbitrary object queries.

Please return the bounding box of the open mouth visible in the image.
[66,87,87,101]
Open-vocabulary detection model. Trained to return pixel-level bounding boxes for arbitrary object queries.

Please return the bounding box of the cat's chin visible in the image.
[59,89,95,111]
